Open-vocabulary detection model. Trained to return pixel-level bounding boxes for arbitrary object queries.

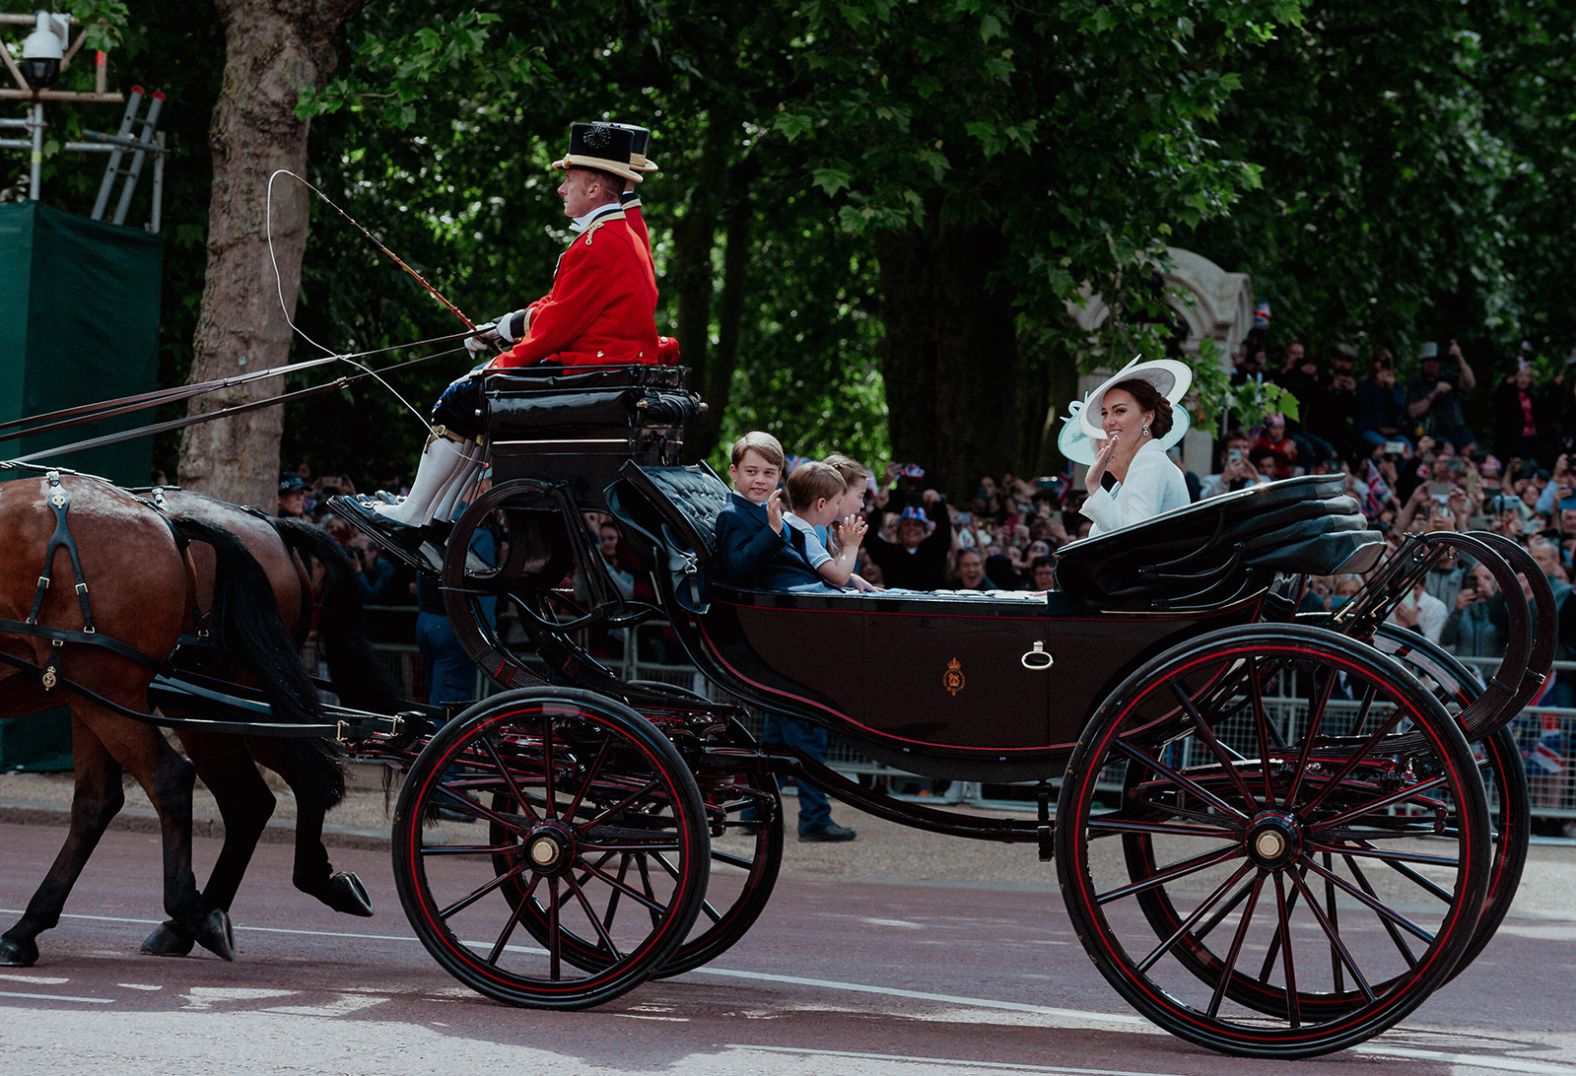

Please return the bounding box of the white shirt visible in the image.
[1080,438,1191,537]
[569,201,624,233]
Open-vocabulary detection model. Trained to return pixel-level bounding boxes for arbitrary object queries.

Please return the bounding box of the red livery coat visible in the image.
[489,212,660,368]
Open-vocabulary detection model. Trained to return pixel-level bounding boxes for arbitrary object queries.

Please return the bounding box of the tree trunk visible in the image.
[671,115,727,462]
[876,213,1019,499]
[177,0,368,509]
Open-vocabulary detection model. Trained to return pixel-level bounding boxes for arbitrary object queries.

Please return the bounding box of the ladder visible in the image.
[90,84,165,228]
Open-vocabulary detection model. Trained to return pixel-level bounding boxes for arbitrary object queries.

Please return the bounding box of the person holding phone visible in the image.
[1406,340,1479,451]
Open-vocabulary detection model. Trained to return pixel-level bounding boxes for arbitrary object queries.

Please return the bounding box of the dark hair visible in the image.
[1111,378,1175,438]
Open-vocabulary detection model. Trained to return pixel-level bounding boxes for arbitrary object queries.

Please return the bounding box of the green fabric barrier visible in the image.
[0,202,163,772]
[0,200,163,484]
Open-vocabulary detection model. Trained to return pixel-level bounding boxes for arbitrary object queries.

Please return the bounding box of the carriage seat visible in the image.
[1055,474,1384,611]
[610,465,1383,617]
[484,364,702,509]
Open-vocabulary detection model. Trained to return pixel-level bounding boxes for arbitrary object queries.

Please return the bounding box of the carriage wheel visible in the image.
[491,704,784,978]
[392,688,709,1009]
[1371,627,1529,980]
[1056,624,1489,1059]
[1124,626,1529,1015]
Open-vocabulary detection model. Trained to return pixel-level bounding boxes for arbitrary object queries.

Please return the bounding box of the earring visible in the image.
[1142,423,1150,437]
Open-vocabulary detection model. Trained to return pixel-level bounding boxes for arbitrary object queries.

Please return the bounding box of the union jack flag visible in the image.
[1364,460,1392,520]
[1528,711,1565,775]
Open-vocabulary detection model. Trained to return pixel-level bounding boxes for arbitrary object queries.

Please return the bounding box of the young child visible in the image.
[784,461,865,587]
[822,452,877,590]
[712,431,836,592]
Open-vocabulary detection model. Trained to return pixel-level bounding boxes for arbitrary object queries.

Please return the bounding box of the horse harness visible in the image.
[0,473,395,740]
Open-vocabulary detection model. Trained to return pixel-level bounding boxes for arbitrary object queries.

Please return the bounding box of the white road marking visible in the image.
[727,1045,1180,1075]
[1355,1045,1576,1074]
[116,982,163,991]
[0,989,112,1004]
[0,972,69,984]
[858,917,924,929]
[10,906,1574,1074]
[180,987,295,1010]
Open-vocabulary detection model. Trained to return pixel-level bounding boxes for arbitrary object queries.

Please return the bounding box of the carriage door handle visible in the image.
[1021,641,1054,671]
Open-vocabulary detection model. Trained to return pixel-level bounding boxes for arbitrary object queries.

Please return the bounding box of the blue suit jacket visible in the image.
[711,492,834,591]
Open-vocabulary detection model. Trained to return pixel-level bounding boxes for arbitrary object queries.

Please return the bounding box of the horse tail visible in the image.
[173,516,345,805]
[271,518,405,715]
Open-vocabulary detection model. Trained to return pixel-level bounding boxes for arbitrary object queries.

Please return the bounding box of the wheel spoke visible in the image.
[1096,844,1242,905]
[1087,815,1241,839]
[1274,871,1300,1028]
[577,855,671,918]
[1312,774,1449,833]
[1136,861,1255,974]
[1290,864,1375,1002]
[653,851,722,924]
[434,784,526,831]
[1171,681,1259,809]
[1207,871,1266,1018]
[1342,854,1418,967]
[580,779,662,831]
[1323,851,1344,995]
[547,876,562,981]
[541,716,558,819]
[710,848,755,871]
[635,854,663,929]
[1113,740,1249,822]
[478,732,540,825]
[1297,694,1405,817]
[562,735,613,824]
[486,873,542,965]
[1304,854,1437,944]
[1355,840,1456,903]
[1283,665,1337,809]
[1249,656,1277,804]
[564,874,625,961]
[436,859,529,921]
[1312,841,1460,869]
[420,842,523,857]
[1257,862,1307,983]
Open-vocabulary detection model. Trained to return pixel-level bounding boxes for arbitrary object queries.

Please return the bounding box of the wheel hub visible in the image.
[1245,811,1304,870]
[523,821,575,875]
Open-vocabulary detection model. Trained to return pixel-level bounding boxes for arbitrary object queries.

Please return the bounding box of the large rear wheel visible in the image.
[393,688,709,1009]
[1057,624,1490,1059]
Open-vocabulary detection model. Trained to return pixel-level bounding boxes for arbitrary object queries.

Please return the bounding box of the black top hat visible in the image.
[551,123,641,183]
[606,122,659,172]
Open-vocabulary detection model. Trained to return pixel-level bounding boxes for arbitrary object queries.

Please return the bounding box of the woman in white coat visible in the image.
[1078,362,1192,537]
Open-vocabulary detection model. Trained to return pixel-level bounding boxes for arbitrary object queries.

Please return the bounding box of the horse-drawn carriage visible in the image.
[1,364,1554,1061]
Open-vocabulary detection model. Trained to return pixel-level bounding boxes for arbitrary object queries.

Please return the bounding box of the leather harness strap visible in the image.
[25,471,96,634]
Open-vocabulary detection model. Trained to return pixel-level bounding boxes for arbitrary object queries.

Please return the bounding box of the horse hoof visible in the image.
[0,937,38,967]
[192,908,236,962]
[324,872,375,918]
[140,920,195,958]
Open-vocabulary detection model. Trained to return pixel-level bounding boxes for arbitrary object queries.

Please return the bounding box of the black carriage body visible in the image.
[693,586,1261,780]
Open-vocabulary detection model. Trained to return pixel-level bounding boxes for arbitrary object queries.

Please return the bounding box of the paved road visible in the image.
[0,821,1572,1075]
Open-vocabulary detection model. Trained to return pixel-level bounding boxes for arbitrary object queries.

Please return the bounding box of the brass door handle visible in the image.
[1021,641,1054,671]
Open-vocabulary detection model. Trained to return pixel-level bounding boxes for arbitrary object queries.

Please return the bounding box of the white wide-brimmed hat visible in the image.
[1075,355,1193,441]
[1059,395,1192,465]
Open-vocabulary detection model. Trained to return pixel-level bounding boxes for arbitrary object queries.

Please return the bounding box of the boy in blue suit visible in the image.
[711,431,839,593]
[713,431,856,841]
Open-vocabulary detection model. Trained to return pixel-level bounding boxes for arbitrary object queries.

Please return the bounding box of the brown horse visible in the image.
[135,491,406,956]
[0,472,328,966]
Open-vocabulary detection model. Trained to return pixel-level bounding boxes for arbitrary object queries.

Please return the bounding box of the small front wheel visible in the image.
[392,688,709,1009]
[1057,624,1489,1059]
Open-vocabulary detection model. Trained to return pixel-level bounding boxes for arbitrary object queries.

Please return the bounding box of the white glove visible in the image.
[464,322,499,356]
[493,309,529,345]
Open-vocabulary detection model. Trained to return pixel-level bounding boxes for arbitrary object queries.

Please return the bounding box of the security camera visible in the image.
[20,11,68,91]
